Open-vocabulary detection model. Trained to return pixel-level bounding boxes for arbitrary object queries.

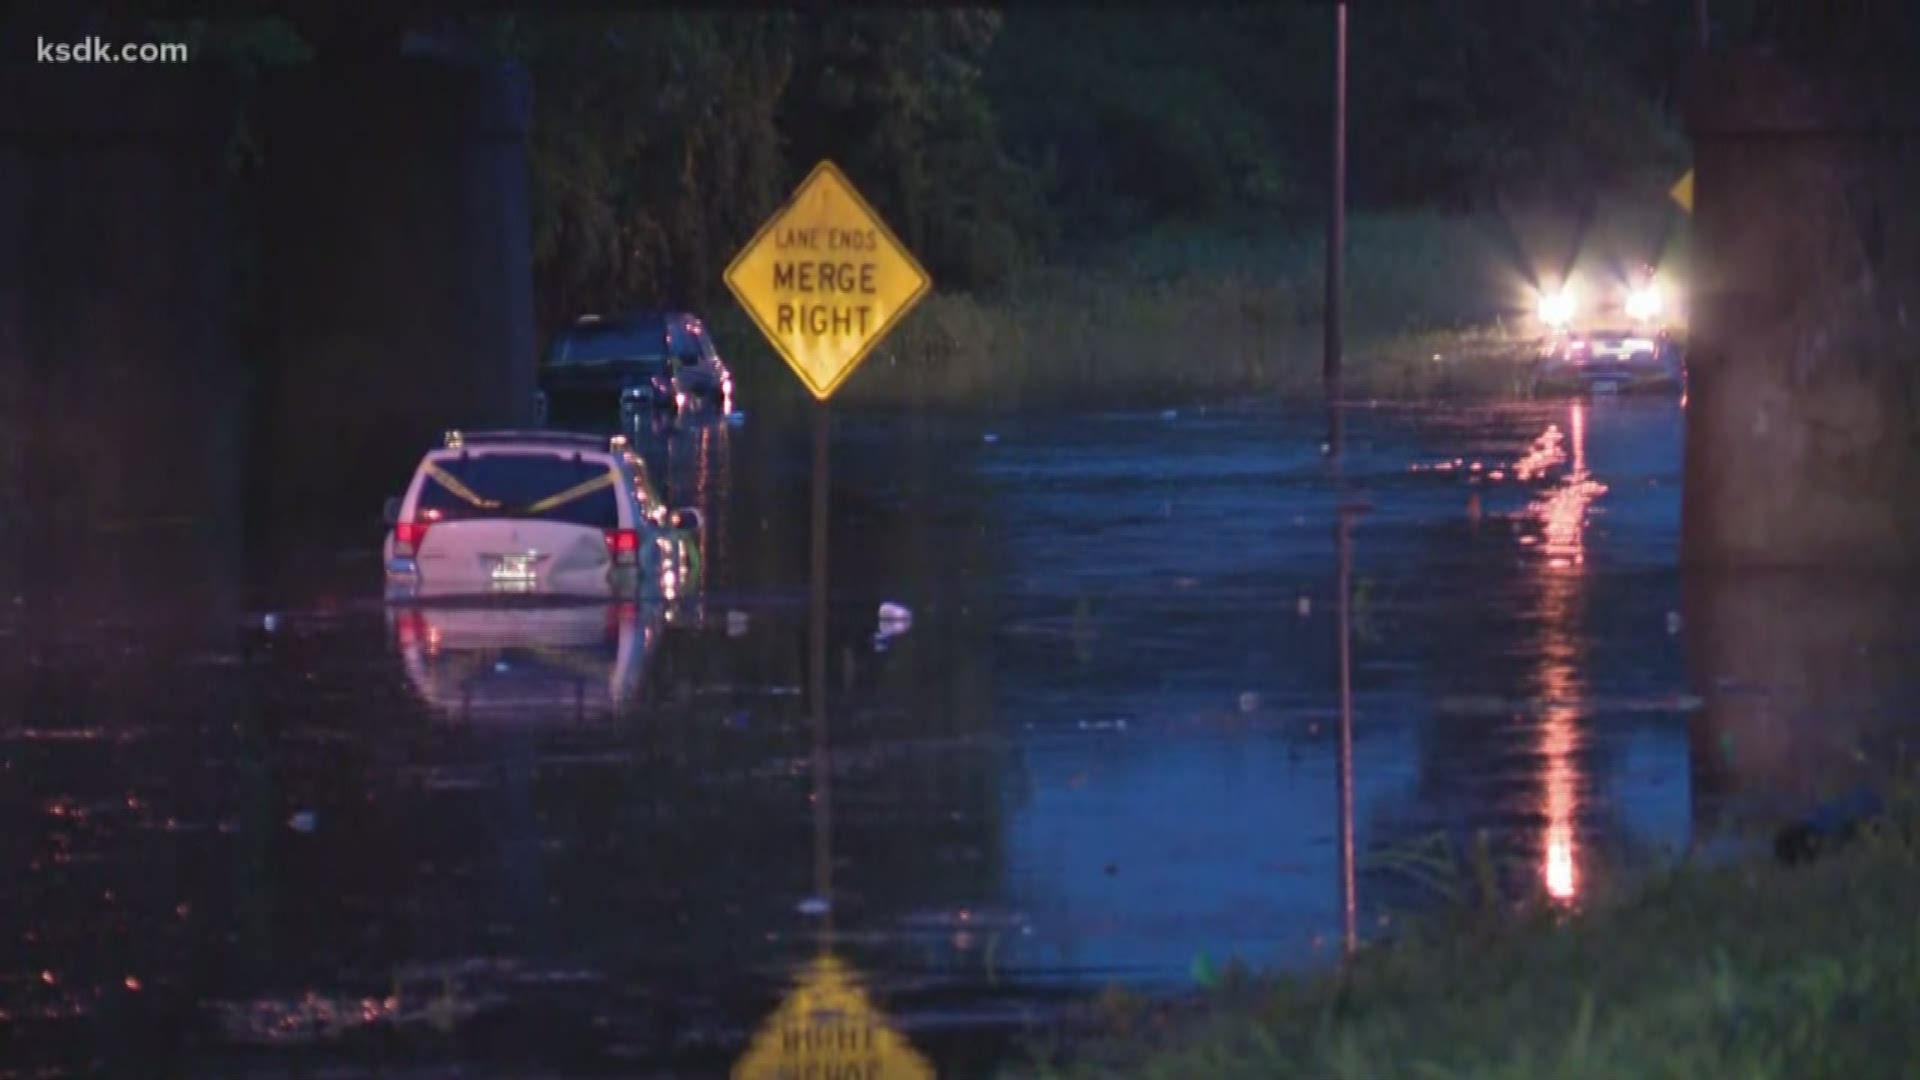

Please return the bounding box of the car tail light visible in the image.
[394,520,431,556]
[604,528,640,566]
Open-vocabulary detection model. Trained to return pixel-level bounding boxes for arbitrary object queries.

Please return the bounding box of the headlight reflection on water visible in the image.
[1526,402,1605,904]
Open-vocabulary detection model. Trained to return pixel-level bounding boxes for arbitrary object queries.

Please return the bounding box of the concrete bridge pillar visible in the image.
[256,58,534,538]
[1684,570,1917,837]
[0,65,240,591]
[1683,53,1920,568]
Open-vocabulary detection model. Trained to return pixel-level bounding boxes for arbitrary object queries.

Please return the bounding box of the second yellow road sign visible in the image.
[1669,168,1694,214]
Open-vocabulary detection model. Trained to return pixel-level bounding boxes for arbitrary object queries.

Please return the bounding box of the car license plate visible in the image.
[488,554,540,589]
[1592,379,1622,394]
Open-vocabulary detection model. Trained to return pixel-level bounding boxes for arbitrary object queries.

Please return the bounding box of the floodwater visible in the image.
[4,396,1918,1077]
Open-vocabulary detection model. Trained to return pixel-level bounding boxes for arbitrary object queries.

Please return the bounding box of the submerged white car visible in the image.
[383,430,701,601]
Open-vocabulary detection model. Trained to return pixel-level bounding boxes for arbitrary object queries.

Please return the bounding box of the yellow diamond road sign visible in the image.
[724,161,933,400]
[732,954,935,1080]
[1670,168,1694,214]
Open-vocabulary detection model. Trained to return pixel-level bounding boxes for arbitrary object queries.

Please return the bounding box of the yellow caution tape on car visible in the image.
[423,462,502,509]
[522,471,616,515]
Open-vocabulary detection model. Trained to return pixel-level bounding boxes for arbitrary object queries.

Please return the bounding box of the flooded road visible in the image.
[4,397,1918,1076]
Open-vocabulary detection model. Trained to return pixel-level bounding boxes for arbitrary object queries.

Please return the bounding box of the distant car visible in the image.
[390,599,665,726]
[1536,328,1684,394]
[1532,270,1685,394]
[533,311,734,429]
[382,429,703,602]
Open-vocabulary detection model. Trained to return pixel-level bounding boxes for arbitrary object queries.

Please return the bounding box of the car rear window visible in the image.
[547,317,669,366]
[415,453,621,530]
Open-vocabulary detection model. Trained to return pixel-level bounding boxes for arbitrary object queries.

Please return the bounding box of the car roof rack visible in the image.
[442,429,616,451]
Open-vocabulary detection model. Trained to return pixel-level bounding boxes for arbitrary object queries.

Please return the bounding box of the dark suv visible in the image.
[534,311,734,429]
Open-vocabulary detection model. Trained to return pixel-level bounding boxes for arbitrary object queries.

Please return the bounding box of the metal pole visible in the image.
[1335,504,1358,958]
[1325,0,1348,457]
[810,402,833,936]
[1695,0,1710,50]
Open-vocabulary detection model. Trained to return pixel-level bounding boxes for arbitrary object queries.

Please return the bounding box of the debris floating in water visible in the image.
[288,811,317,834]
[261,613,279,633]
[982,432,1000,444]
[796,896,832,917]
[726,611,750,638]
[1238,691,1261,714]
[1161,409,1179,421]
[1296,596,1312,618]
[1665,611,1683,635]
[874,602,913,651]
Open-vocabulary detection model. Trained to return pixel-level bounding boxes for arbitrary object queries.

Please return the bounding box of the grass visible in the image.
[711,204,1684,413]
[1007,812,1920,1079]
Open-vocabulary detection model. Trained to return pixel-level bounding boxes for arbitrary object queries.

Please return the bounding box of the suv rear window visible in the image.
[415,453,622,530]
[547,317,669,366]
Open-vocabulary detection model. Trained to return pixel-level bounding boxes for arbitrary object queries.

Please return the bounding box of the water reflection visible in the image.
[1524,402,1605,903]
[1334,503,1361,955]
[733,954,934,1079]
[28,398,1917,1075]
[390,601,665,725]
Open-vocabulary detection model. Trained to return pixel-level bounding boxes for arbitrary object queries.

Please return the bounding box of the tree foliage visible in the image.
[476,8,1040,335]
[448,6,1695,328]
[479,13,796,334]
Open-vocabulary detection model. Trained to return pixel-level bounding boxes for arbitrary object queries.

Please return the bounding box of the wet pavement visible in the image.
[4,396,1919,1076]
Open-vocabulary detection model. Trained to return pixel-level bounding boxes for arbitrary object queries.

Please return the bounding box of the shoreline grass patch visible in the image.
[1009,813,1920,1080]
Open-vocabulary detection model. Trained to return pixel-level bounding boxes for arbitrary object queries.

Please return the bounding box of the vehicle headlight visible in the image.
[1625,281,1664,322]
[1537,283,1577,329]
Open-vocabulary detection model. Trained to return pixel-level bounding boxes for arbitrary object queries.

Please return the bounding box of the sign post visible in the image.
[1325,1,1348,459]
[810,401,832,918]
[724,162,933,1078]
